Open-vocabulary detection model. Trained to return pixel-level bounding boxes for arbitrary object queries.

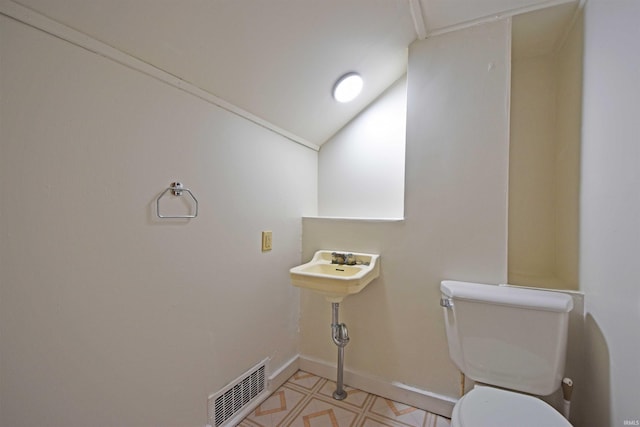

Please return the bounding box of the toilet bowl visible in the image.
[440,281,574,426]
[451,386,571,427]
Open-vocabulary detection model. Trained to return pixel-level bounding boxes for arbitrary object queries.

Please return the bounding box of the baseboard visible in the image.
[299,354,456,418]
[268,354,301,391]
[215,353,456,426]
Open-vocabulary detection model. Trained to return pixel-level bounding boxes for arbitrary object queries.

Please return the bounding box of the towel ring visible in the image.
[156,182,198,218]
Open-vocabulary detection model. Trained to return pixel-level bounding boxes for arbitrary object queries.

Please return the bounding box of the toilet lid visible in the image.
[452,387,572,427]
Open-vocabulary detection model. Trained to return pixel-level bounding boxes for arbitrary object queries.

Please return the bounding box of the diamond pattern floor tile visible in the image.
[238,371,451,427]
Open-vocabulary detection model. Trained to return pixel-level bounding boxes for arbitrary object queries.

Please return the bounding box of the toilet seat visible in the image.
[451,386,572,427]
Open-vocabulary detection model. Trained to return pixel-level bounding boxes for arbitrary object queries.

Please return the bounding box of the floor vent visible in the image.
[207,359,267,427]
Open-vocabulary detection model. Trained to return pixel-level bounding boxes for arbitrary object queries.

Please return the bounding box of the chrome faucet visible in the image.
[345,253,356,265]
[331,252,346,264]
[331,252,358,265]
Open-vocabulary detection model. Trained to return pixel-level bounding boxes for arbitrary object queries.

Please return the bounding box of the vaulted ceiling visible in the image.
[12,0,578,147]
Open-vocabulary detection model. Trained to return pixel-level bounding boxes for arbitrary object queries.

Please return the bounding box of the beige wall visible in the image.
[554,11,582,288]
[301,20,510,405]
[579,1,640,425]
[508,13,582,290]
[509,55,558,282]
[0,15,316,427]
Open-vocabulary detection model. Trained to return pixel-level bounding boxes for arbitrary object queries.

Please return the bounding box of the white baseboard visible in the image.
[268,355,301,391]
[299,354,456,418]
[217,353,456,427]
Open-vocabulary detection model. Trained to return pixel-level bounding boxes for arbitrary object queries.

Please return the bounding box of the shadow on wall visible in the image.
[564,295,585,427]
[544,293,586,426]
[573,314,610,427]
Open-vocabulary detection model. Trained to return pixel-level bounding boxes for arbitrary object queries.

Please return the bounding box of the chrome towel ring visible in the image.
[156,182,198,218]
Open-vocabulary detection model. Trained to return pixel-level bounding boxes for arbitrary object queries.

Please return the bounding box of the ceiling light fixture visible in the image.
[332,72,363,103]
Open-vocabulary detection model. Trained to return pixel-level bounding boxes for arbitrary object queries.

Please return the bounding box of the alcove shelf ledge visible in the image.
[303,216,405,223]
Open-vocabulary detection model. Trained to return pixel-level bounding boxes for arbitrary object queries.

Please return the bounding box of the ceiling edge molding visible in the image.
[0,0,320,152]
[409,0,427,40]
[425,0,577,39]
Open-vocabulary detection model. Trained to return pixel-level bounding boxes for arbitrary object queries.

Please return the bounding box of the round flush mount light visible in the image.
[332,72,363,103]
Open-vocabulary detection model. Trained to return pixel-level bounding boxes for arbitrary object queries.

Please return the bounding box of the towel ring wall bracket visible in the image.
[156,182,198,219]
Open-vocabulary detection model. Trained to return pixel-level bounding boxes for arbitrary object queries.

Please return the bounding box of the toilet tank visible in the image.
[440,280,573,396]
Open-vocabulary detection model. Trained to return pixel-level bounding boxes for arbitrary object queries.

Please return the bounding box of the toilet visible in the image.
[440,280,574,427]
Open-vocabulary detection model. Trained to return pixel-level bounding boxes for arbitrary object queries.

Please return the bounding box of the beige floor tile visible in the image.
[317,381,371,409]
[239,371,450,427]
[359,416,408,427]
[366,396,428,426]
[245,386,307,427]
[287,371,325,391]
[285,397,359,427]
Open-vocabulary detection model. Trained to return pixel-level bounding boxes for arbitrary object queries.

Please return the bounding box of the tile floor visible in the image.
[238,371,451,427]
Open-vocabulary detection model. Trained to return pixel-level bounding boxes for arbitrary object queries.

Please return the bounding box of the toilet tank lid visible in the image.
[441,281,573,313]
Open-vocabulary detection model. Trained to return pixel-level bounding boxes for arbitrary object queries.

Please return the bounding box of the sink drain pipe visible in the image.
[331,302,350,400]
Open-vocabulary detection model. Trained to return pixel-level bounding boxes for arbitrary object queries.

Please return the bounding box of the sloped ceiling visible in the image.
[10,0,578,147]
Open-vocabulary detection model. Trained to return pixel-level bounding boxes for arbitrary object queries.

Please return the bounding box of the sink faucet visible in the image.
[331,252,346,264]
[332,252,358,265]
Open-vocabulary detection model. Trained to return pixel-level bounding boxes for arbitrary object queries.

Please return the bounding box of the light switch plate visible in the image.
[262,231,272,251]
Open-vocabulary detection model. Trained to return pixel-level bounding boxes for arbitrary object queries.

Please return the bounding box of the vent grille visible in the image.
[208,360,267,427]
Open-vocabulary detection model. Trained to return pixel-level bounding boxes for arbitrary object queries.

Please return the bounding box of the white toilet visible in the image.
[440,280,574,427]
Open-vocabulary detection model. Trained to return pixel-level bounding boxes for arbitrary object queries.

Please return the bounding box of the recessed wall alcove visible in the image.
[508,4,583,291]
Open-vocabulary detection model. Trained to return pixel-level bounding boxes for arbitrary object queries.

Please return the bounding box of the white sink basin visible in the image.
[290,250,380,302]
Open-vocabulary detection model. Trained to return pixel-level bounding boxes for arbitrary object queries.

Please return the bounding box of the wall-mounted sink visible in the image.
[290,250,380,302]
